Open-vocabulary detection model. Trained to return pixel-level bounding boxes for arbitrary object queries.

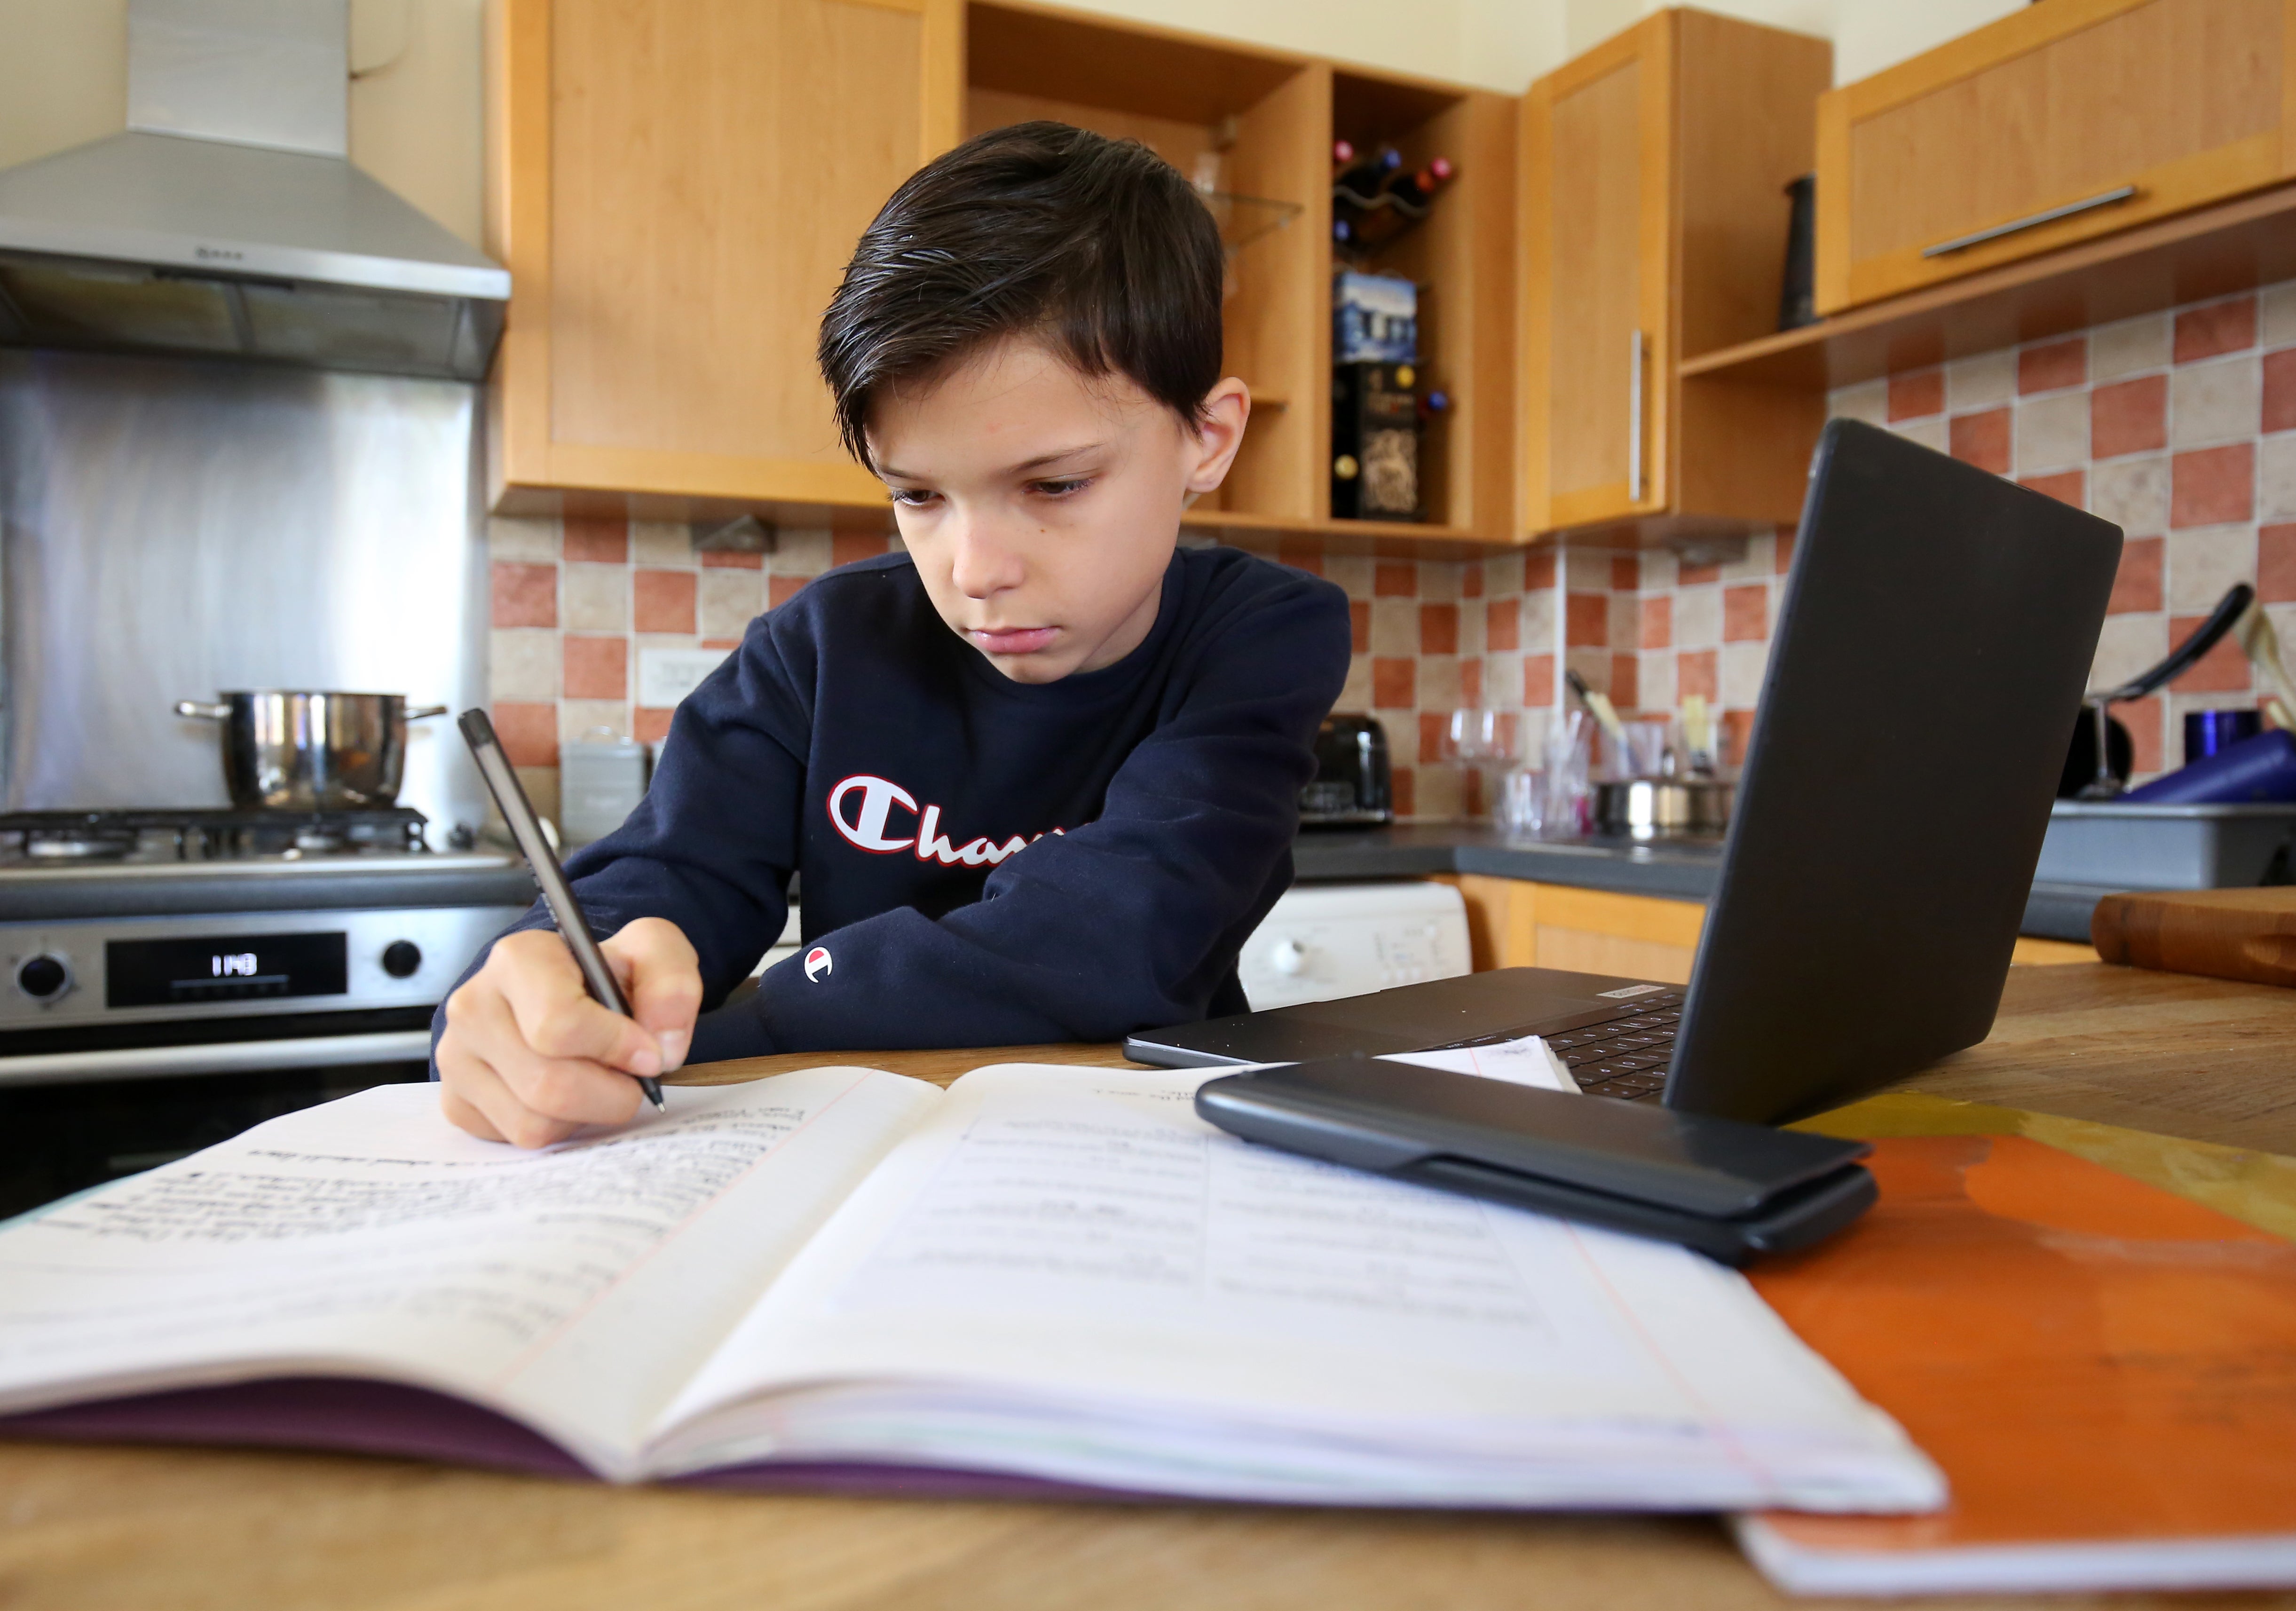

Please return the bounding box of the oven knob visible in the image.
[1270,938,1309,977]
[381,940,423,979]
[16,954,69,1002]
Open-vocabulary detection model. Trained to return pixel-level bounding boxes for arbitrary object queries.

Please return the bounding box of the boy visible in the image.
[434,123,1352,1147]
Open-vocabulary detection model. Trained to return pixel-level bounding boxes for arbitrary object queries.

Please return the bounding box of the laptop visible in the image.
[1127,419,2124,1124]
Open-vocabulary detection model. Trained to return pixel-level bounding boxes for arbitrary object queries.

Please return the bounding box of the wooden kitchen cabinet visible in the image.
[484,0,963,518]
[1816,0,2296,315]
[1520,9,1832,541]
[1438,873,2098,980]
[484,0,1518,551]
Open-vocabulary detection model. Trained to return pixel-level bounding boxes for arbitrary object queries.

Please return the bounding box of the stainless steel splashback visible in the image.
[0,348,488,840]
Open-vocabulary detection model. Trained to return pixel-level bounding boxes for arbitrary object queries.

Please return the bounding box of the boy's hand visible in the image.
[436,918,703,1147]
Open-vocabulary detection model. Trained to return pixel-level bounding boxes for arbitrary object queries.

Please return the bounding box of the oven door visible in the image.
[0,1007,437,1219]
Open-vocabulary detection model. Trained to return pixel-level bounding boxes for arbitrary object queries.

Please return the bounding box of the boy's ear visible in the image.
[1182,379,1252,498]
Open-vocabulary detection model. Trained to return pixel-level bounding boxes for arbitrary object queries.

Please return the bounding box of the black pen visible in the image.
[458,709,666,1111]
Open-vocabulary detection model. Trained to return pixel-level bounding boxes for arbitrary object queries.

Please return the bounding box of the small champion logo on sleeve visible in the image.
[803,946,832,982]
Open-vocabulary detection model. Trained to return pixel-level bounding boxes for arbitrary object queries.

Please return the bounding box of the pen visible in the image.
[457,709,666,1112]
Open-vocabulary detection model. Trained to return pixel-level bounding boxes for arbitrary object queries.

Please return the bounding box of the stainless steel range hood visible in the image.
[0,0,508,382]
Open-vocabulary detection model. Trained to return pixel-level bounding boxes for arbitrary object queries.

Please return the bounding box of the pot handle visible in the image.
[405,705,451,720]
[174,700,229,720]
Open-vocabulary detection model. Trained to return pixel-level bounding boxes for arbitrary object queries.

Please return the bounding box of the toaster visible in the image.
[1300,713,1393,827]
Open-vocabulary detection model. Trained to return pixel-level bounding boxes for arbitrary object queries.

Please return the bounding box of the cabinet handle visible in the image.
[1627,328,1646,504]
[1921,184,2138,259]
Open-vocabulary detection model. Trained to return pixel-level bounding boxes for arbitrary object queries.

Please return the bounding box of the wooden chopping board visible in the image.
[2091,886,2296,987]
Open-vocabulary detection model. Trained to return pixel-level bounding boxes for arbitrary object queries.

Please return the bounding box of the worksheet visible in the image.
[0,1070,936,1477]
[646,1066,1940,1509]
[0,1061,1943,1511]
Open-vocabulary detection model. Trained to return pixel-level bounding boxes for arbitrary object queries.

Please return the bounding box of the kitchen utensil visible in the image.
[174,692,448,812]
[1592,777,1735,839]
[2091,886,2296,988]
[2121,728,2296,805]
[2058,707,2133,797]
[2184,708,2263,765]
[2075,582,2255,799]
[1564,668,1629,753]
[2236,603,2296,730]
[1300,713,1392,827]
[2036,799,2296,887]
[1681,693,1718,776]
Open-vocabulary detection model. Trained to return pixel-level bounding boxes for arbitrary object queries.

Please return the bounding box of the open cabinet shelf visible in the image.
[1327,70,1517,542]
[966,2,1517,547]
[968,1,1328,529]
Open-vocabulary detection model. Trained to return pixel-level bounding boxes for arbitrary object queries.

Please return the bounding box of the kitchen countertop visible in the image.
[1293,824,2121,944]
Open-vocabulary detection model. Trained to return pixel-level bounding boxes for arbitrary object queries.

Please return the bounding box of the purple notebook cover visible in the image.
[0,1379,1154,1503]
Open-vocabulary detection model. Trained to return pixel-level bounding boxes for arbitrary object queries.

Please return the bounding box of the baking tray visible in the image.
[2035,801,2296,890]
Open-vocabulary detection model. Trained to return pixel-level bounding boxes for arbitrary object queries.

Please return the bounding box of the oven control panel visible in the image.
[0,907,529,1029]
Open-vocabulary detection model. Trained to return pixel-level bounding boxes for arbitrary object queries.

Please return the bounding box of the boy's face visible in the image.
[868,337,1249,684]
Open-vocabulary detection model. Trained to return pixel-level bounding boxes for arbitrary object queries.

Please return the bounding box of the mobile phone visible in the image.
[1194,1057,1874,1264]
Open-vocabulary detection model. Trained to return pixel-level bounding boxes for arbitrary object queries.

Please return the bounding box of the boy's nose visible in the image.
[947,515,1026,600]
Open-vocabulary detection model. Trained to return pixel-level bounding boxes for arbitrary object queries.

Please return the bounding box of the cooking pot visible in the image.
[1592,777,1735,840]
[174,691,448,811]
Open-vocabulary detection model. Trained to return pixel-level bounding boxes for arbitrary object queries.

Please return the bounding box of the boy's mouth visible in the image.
[968,626,1060,655]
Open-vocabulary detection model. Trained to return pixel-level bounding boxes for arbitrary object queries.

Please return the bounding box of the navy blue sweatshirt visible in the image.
[438,545,1351,1063]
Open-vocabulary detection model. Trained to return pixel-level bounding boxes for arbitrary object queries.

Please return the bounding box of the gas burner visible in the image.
[0,807,432,868]
[21,830,139,862]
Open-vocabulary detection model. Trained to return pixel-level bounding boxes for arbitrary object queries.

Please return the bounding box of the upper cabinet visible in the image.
[485,0,962,517]
[485,0,1517,548]
[1816,0,2296,314]
[1520,9,1832,540]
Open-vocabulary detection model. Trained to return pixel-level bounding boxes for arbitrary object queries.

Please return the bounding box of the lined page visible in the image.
[652,1065,1938,1508]
[0,1069,937,1477]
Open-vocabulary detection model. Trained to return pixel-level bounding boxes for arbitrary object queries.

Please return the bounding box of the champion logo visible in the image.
[826,774,1065,867]
[803,946,832,982]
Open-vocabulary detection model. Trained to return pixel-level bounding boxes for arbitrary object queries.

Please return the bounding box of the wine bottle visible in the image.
[1332,145,1402,205]
[1381,157,1455,213]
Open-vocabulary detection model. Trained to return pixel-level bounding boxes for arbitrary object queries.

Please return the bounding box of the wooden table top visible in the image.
[7,963,2296,1611]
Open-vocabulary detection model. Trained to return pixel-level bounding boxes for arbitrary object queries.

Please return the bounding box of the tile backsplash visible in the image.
[489,275,2296,823]
[1828,277,2296,782]
[483,513,898,820]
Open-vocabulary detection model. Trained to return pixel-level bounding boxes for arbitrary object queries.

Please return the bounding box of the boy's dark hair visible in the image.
[818,122,1224,470]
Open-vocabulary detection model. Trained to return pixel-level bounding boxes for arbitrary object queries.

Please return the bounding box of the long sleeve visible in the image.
[432,546,1352,1073]
[688,566,1350,1059]
[427,613,813,1066]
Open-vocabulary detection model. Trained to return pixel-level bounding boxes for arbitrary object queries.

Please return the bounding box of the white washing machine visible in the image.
[1237,880,1472,1010]
[756,881,1473,1011]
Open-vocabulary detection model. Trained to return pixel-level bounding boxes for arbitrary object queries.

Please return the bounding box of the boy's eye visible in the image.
[886,487,939,508]
[1030,477,1091,498]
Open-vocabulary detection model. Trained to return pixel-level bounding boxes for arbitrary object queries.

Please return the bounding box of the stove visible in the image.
[2,807,436,866]
[0,807,537,1217]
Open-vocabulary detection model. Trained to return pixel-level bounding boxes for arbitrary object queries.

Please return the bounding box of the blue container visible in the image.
[2124,727,2296,804]
[2184,707,2263,765]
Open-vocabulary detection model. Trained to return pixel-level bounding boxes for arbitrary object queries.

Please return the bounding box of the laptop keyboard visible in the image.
[1433,988,1685,1102]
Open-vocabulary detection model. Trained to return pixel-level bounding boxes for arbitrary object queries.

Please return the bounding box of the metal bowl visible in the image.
[1592,777,1735,840]
[174,691,448,812]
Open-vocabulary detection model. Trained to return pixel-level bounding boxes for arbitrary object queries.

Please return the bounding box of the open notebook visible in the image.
[0,1063,1940,1511]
